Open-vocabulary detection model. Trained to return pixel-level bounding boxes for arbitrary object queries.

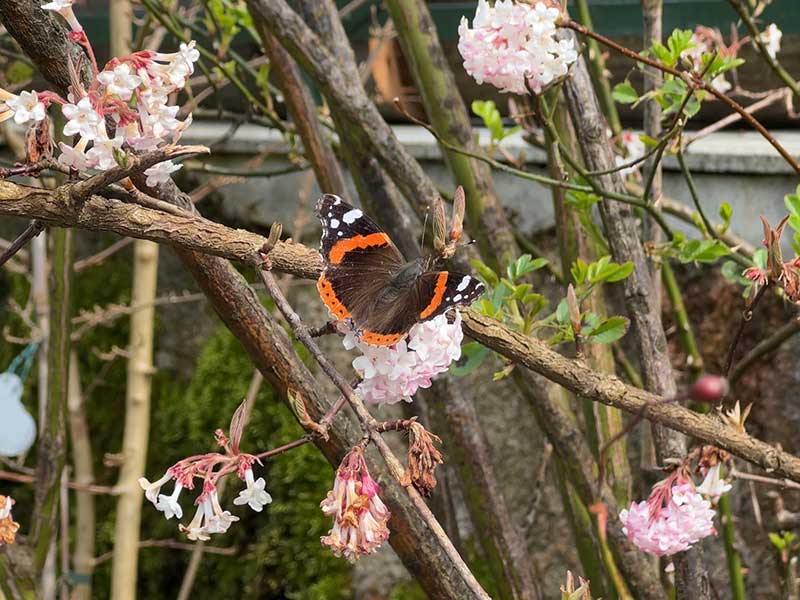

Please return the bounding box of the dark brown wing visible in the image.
[315,194,406,340]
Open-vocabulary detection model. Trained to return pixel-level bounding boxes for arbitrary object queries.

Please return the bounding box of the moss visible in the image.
[2,237,350,598]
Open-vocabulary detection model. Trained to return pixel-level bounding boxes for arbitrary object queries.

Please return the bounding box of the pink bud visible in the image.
[689,375,729,404]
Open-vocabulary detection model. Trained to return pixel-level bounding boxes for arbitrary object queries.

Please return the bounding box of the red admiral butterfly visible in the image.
[315,194,485,346]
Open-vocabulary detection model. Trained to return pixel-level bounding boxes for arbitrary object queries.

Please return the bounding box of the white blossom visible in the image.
[759,23,782,59]
[233,468,272,512]
[138,471,173,505]
[696,464,732,502]
[97,63,142,101]
[57,139,90,170]
[144,160,182,186]
[62,96,103,140]
[155,483,184,520]
[5,91,46,124]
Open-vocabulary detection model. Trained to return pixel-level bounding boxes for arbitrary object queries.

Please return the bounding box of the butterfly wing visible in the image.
[354,271,485,346]
[315,194,406,336]
[414,271,486,322]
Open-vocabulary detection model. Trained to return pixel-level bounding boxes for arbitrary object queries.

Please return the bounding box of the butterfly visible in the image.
[314,194,485,346]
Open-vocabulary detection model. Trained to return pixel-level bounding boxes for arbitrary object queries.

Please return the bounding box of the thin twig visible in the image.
[729,316,800,384]
[73,238,134,272]
[0,469,116,495]
[256,252,491,600]
[564,19,800,175]
[0,220,44,269]
[724,284,769,377]
[91,539,237,566]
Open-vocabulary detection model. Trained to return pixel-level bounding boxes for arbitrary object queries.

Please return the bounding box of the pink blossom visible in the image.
[620,476,716,556]
[320,447,391,560]
[344,312,464,405]
[615,130,645,175]
[458,1,576,95]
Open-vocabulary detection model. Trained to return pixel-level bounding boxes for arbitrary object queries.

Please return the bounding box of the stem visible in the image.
[0,220,44,269]
[257,262,490,600]
[661,262,704,379]
[724,284,768,377]
[564,19,800,175]
[67,351,96,600]
[727,0,800,102]
[385,0,519,269]
[574,0,621,136]
[32,228,74,570]
[718,494,747,600]
[729,316,800,384]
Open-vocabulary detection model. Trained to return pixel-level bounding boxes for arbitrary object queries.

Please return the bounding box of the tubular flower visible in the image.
[759,24,782,59]
[233,467,272,512]
[620,473,716,556]
[458,1,576,94]
[320,447,391,560]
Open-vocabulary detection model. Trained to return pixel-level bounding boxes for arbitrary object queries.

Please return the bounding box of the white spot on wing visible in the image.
[452,294,462,302]
[334,198,341,205]
[330,218,340,229]
[342,209,363,224]
[337,231,343,237]
[457,275,471,292]
[327,212,333,217]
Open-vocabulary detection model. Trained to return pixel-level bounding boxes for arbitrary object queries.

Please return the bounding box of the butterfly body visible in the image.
[315,194,485,346]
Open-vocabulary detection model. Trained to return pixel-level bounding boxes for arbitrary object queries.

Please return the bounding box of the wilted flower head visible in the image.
[0,495,20,546]
[458,0,576,94]
[344,312,464,405]
[721,400,752,434]
[620,471,716,556]
[320,447,391,560]
[405,420,444,497]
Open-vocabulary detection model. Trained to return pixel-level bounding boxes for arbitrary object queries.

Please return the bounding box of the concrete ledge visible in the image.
[183,121,800,176]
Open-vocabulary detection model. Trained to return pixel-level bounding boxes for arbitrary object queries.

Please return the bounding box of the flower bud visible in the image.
[689,375,729,404]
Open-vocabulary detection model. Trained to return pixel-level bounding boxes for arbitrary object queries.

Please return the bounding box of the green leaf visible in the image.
[719,202,732,234]
[450,342,491,377]
[556,298,569,325]
[753,248,768,270]
[471,259,499,287]
[678,240,729,263]
[471,100,505,142]
[587,316,630,344]
[612,81,639,104]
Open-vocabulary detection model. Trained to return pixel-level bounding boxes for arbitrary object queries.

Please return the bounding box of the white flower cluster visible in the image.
[0,0,198,184]
[139,466,272,540]
[342,312,464,405]
[458,0,577,95]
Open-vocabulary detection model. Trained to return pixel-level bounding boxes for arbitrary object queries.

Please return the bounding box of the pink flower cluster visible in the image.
[0,0,196,182]
[620,477,716,556]
[343,312,464,405]
[457,0,577,95]
[320,447,391,560]
[139,430,272,541]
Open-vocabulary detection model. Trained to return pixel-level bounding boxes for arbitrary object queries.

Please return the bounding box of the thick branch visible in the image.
[3,181,800,482]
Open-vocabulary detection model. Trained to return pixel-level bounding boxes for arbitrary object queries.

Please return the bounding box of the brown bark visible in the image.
[1,181,798,483]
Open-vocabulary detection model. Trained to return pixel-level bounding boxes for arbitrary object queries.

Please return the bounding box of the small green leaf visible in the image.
[450,342,491,377]
[587,316,630,344]
[769,532,787,550]
[612,81,639,104]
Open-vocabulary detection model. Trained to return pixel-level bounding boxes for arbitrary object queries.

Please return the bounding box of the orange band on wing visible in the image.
[419,272,448,319]
[329,233,391,264]
[317,274,351,320]
[360,330,405,346]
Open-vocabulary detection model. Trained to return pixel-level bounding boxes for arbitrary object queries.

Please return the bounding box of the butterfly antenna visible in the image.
[420,209,430,253]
